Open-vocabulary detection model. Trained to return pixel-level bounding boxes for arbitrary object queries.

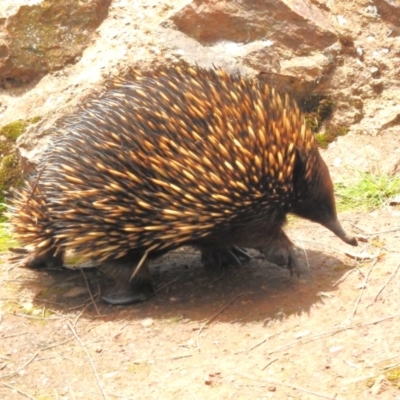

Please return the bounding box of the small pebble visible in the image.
[141,318,153,327]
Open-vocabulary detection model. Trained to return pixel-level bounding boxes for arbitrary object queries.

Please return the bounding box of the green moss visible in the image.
[315,126,349,149]
[385,367,400,385]
[0,120,28,141]
[0,117,41,222]
[0,222,18,252]
[0,154,23,190]
[301,96,350,148]
[303,98,334,133]
[0,154,23,221]
[29,115,42,124]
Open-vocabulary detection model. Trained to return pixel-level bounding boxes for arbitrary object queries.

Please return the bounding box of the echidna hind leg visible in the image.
[101,254,154,306]
[14,248,65,269]
[261,230,300,276]
[200,246,252,269]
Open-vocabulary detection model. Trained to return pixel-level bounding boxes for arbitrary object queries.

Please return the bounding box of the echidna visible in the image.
[9,65,357,305]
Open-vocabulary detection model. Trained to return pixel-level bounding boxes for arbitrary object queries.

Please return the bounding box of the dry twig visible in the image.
[153,269,188,295]
[3,383,37,400]
[367,262,400,307]
[1,331,28,339]
[261,358,278,371]
[197,293,245,349]
[79,268,101,316]
[331,267,357,287]
[0,351,39,379]
[349,257,378,319]
[67,320,108,400]
[237,372,337,399]
[265,312,400,356]
[133,354,192,364]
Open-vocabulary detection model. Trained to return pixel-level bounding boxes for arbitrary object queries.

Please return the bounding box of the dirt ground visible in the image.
[1,207,400,400]
[1,0,400,399]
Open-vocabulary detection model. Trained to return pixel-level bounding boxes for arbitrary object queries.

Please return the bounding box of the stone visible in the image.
[0,0,111,85]
[167,0,337,51]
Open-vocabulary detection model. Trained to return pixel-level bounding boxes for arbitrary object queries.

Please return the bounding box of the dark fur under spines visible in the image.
[9,65,357,305]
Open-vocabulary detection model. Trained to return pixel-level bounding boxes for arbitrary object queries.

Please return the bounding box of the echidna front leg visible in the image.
[200,246,252,269]
[100,254,154,306]
[261,230,300,276]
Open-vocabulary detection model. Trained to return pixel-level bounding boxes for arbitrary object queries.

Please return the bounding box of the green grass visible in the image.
[335,170,400,211]
[0,222,18,252]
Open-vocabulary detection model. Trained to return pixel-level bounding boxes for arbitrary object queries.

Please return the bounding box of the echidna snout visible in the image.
[292,152,357,247]
[320,218,358,246]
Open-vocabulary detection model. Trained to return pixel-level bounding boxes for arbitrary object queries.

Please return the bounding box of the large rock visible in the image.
[167,0,337,51]
[164,0,339,100]
[0,0,111,85]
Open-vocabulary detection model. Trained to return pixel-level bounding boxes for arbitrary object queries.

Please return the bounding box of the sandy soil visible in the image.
[1,0,400,399]
[1,207,400,399]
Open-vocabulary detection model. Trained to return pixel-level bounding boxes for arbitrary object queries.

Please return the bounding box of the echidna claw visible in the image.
[262,242,301,277]
[231,246,252,262]
[226,250,242,268]
[101,292,149,306]
[201,246,251,269]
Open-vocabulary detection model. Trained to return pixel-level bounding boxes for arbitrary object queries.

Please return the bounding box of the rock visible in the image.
[0,0,111,85]
[167,0,337,50]
[372,0,400,30]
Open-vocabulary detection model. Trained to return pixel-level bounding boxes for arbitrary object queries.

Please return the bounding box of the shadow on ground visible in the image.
[8,244,355,325]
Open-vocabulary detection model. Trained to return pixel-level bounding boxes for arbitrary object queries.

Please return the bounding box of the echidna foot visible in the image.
[262,241,300,277]
[201,246,251,269]
[100,255,154,306]
[101,282,154,306]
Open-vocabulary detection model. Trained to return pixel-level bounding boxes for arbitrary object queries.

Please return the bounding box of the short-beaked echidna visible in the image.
[9,66,357,305]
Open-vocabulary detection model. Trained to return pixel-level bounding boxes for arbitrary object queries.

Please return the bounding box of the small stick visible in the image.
[1,331,28,339]
[349,257,378,319]
[133,354,192,364]
[368,262,400,307]
[207,267,226,286]
[348,225,400,236]
[295,237,309,269]
[246,328,288,354]
[237,373,336,399]
[261,358,278,371]
[265,312,400,356]
[79,268,100,316]
[331,267,357,287]
[67,289,102,311]
[246,338,268,354]
[67,321,108,400]
[196,293,245,349]
[3,383,37,400]
[41,338,74,352]
[0,351,39,379]
[153,269,188,295]
[14,313,63,321]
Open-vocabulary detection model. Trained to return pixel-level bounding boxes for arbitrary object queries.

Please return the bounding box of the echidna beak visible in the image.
[323,218,358,246]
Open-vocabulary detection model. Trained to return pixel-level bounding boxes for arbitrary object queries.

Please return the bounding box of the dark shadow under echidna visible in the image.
[9,66,357,305]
